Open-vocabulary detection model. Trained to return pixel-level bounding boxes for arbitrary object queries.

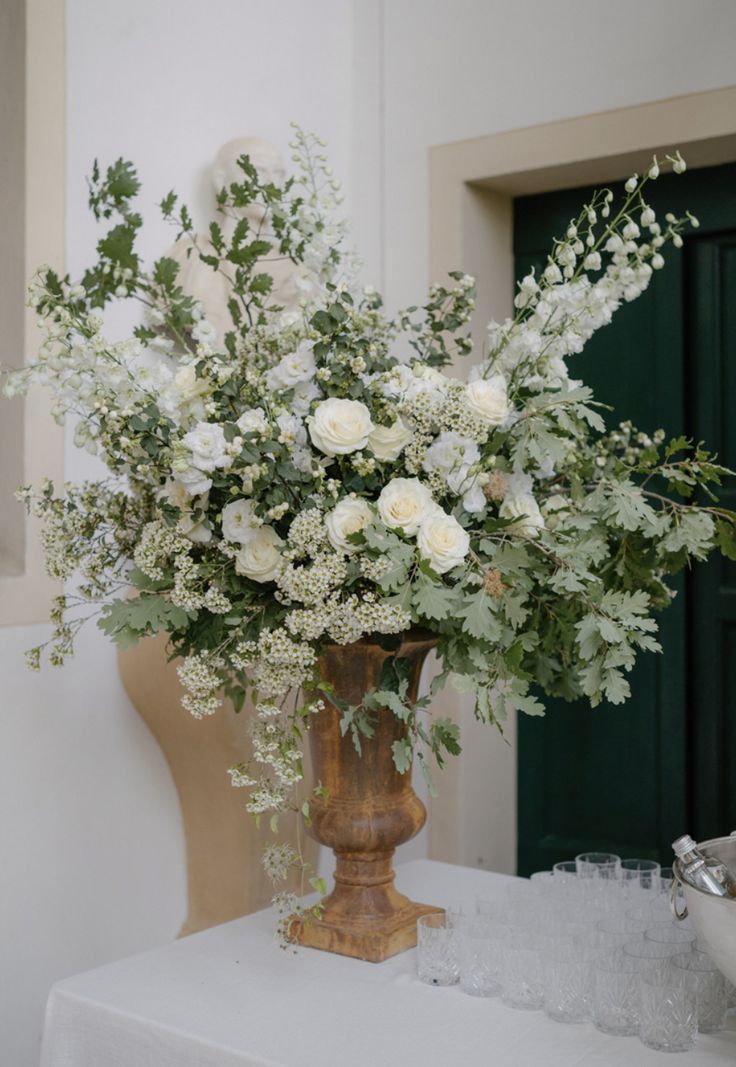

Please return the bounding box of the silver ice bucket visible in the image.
[673,834,736,984]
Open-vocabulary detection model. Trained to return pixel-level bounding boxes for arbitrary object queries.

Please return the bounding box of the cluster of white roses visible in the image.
[376,479,469,573]
[176,373,516,583]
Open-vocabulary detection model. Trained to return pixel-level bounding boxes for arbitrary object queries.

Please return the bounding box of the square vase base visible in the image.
[292,901,443,963]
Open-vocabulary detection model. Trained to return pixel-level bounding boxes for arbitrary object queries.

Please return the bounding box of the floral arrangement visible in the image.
[5,130,735,925]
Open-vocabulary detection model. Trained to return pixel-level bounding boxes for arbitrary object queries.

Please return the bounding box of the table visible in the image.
[41,859,736,1066]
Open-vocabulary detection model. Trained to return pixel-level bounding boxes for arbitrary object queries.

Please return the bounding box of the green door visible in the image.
[513,162,736,875]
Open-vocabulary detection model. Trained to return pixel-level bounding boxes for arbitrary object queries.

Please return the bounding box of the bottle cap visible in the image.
[672,834,697,857]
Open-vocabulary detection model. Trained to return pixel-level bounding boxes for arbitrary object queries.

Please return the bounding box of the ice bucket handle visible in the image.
[671,864,688,921]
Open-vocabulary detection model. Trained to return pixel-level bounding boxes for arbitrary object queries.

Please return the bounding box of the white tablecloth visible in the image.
[41,859,736,1067]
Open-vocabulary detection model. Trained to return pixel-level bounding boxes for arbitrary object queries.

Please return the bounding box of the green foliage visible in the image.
[98,595,191,649]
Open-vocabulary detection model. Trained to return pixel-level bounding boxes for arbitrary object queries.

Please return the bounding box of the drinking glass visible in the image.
[500,928,545,1010]
[660,866,675,895]
[593,953,643,1036]
[726,977,736,1013]
[575,852,621,881]
[530,870,556,891]
[673,951,727,1033]
[543,941,598,1023]
[623,939,687,968]
[638,969,697,1053]
[417,913,458,986]
[458,920,502,997]
[620,858,661,894]
[645,922,697,949]
[595,916,648,949]
[552,861,578,882]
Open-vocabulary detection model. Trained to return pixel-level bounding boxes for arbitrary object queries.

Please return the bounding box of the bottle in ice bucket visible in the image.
[672,834,736,897]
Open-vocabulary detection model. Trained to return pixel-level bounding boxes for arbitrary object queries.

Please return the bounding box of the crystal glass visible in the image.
[552,860,578,882]
[673,951,727,1033]
[417,913,458,986]
[530,870,556,898]
[645,921,697,948]
[638,969,697,1053]
[726,976,736,1013]
[593,953,643,1036]
[543,941,598,1023]
[620,858,661,893]
[595,916,648,949]
[576,852,621,881]
[500,928,545,1010]
[623,939,688,967]
[458,920,502,997]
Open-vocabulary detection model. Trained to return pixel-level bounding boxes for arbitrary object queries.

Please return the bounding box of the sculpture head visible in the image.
[211,138,286,196]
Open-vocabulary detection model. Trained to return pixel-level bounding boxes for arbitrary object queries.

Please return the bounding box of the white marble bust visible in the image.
[169,137,309,340]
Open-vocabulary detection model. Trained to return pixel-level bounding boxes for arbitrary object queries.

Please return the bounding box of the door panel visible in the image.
[688,234,736,841]
[513,163,736,875]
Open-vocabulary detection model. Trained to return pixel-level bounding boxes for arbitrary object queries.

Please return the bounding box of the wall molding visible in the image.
[427,85,736,875]
[1,0,66,626]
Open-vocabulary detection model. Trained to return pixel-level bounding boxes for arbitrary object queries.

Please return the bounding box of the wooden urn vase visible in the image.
[292,630,442,962]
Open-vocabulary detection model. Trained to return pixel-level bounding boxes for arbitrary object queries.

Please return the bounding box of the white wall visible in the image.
[378,0,736,308]
[2,2,354,1064]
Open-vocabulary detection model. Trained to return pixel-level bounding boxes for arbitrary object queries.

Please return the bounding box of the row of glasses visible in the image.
[416,850,732,1052]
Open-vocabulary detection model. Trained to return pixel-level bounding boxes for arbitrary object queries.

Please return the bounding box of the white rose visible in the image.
[234,526,283,583]
[466,374,510,426]
[221,499,259,544]
[417,510,470,574]
[266,341,316,390]
[182,422,230,471]
[368,417,413,462]
[325,497,373,554]
[309,397,374,457]
[377,478,435,535]
[172,465,212,497]
[236,407,269,435]
[499,492,545,537]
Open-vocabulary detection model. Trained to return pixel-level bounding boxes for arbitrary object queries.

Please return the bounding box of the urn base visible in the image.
[291,848,443,962]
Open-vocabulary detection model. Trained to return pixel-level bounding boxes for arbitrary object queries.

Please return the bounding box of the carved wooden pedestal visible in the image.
[292,631,442,962]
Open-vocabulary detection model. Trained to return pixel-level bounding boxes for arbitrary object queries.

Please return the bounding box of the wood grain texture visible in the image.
[293,631,442,962]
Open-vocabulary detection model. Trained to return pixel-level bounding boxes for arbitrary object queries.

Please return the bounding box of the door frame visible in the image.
[426,85,736,875]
